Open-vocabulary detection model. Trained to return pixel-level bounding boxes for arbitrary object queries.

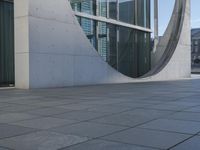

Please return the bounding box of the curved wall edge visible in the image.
[14,0,191,89]
[148,0,191,81]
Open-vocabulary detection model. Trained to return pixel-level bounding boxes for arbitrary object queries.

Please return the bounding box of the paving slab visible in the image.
[26,107,73,117]
[139,119,200,134]
[0,147,12,150]
[0,113,38,123]
[0,105,42,113]
[52,110,108,121]
[11,117,78,129]
[0,131,88,150]
[184,106,200,112]
[102,128,190,149]
[0,123,37,139]
[62,139,157,150]
[57,103,96,111]
[147,103,193,111]
[51,122,127,138]
[171,136,200,150]
[86,105,133,113]
[91,109,172,127]
[166,112,200,122]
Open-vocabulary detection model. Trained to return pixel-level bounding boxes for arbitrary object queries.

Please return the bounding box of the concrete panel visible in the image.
[15,53,29,89]
[29,53,74,88]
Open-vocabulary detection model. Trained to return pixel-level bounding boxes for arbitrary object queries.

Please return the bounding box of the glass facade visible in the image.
[71,0,151,77]
[0,0,14,86]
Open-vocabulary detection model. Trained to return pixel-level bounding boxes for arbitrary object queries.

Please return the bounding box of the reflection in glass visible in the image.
[136,0,150,28]
[98,22,107,61]
[70,0,151,77]
[108,0,117,19]
[71,0,96,15]
[79,18,97,48]
[119,0,135,24]
[118,27,136,77]
[98,0,107,17]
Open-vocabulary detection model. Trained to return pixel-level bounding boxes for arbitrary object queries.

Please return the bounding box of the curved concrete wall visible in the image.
[148,0,191,80]
[14,0,191,89]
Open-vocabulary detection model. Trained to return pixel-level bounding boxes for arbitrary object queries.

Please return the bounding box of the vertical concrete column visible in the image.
[153,0,159,52]
[14,0,30,89]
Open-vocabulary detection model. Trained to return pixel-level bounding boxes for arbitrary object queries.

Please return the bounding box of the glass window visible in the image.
[98,0,107,17]
[98,22,107,60]
[0,0,14,86]
[108,0,117,19]
[70,0,151,77]
[80,18,97,48]
[71,0,96,15]
[119,0,135,25]
[107,24,117,69]
[136,0,150,28]
[118,26,136,77]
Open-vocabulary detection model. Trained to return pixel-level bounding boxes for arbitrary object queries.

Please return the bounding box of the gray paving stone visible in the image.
[0,131,88,150]
[0,105,42,112]
[0,103,12,109]
[51,122,127,138]
[30,100,74,107]
[6,99,43,105]
[110,102,153,109]
[0,79,200,150]
[102,128,190,149]
[167,101,200,107]
[53,110,108,121]
[0,123,37,139]
[90,108,172,127]
[184,106,200,112]
[26,107,73,116]
[79,99,124,105]
[139,119,200,134]
[122,108,173,118]
[177,97,200,103]
[86,105,133,113]
[57,103,96,111]
[62,139,156,150]
[171,136,200,150]
[90,113,152,127]
[11,117,77,129]
[166,112,200,122]
[0,147,12,150]
[0,113,39,123]
[147,103,192,111]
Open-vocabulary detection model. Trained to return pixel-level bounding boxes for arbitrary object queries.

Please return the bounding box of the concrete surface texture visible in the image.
[0,79,200,149]
[14,0,191,89]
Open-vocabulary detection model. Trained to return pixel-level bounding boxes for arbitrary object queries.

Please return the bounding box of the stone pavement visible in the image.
[0,79,200,150]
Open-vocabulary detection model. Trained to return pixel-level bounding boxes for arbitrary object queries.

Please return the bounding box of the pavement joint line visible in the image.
[59,136,162,150]
[167,131,200,150]
[47,107,139,129]
[137,126,195,136]
[97,137,163,150]
[55,117,164,150]
[0,126,41,141]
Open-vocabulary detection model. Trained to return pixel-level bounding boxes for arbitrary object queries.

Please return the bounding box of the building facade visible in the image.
[191,28,200,66]
[0,0,191,89]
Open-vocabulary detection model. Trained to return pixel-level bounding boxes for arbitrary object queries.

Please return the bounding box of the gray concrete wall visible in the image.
[150,0,191,80]
[14,0,191,89]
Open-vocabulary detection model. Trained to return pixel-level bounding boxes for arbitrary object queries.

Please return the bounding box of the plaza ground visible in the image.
[0,79,200,150]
